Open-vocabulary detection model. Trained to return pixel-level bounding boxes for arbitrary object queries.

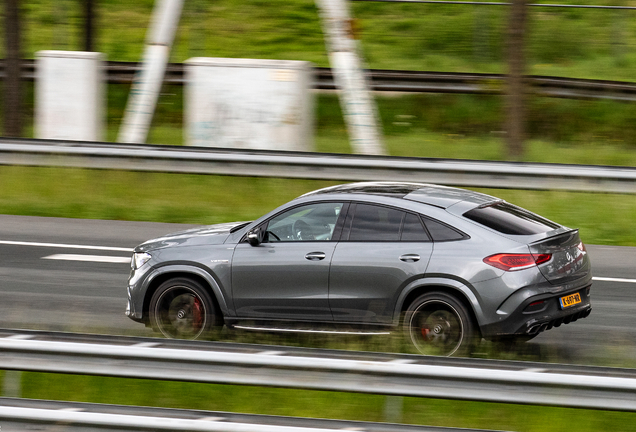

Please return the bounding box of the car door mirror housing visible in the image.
[247,230,261,246]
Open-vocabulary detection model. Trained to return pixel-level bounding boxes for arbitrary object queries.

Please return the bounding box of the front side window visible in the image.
[266,202,344,242]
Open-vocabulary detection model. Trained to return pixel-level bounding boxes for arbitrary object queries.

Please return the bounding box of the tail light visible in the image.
[578,242,587,253]
[484,253,552,271]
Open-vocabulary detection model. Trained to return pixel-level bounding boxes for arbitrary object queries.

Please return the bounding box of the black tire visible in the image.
[403,291,477,356]
[149,277,221,340]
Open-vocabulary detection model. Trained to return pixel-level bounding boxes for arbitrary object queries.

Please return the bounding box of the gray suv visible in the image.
[126,182,592,356]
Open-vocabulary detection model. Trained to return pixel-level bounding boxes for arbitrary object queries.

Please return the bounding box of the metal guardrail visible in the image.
[0,397,504,432]
[1,329,636,412]
[1,137,636,193]
[2,60,636,101]
[353,0,636,8]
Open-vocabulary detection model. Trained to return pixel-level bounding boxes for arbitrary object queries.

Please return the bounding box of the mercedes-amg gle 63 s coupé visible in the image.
[126,182,592,356]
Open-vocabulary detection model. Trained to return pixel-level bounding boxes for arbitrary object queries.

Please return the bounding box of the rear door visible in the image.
[328,203,433,324]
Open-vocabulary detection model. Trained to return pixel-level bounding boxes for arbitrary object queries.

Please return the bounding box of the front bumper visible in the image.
[126,284,144,323]
[480,284,592,340]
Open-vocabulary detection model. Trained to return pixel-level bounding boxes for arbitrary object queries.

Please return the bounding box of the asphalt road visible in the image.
[0,214,634,363]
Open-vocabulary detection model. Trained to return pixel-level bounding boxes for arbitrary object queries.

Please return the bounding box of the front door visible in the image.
[231,201,345,321]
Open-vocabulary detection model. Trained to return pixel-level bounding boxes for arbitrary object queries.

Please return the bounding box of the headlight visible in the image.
[131,252,152,270]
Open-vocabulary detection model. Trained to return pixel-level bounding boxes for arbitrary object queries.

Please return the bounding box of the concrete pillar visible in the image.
[185,57,314,151]
[35,50,105,141]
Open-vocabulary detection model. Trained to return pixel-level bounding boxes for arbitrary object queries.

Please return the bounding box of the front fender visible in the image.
[142,264,233,318]
[392,276,485,327]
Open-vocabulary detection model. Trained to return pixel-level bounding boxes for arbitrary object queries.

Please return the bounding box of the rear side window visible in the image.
[422,217,466,241]
[463,202,560,235]
[349,204,404,241]
[401,213,431,242]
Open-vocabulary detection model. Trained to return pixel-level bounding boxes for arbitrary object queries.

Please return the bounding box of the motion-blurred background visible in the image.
[1,1,635,431]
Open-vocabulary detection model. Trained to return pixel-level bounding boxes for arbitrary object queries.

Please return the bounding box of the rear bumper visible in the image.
[525,305,591,336]
[480,284,592,340]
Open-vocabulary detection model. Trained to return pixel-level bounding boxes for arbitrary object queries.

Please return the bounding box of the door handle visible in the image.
[400,254,420,262]
[305,252,326,261]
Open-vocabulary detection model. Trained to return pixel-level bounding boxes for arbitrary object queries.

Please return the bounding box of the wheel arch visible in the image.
[393,277,484,333]
[142,265,230,324]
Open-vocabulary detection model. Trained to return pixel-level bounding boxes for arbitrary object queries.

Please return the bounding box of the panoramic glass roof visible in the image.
[303,182,428,198]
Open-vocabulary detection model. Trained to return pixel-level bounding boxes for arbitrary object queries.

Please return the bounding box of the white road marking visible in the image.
[593,277,636,284]
[43,254,131,264]
[0,240,132,252]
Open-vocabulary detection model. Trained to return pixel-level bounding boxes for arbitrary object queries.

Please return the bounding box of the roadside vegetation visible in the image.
[4,370,633,432]
[14,0,636,82]
[0,165,634,246]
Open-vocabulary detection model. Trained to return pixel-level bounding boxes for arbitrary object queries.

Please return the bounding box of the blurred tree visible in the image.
[54,0,70,49]
[188,0,206,57]
[505,0,527,159]
[84,0,96,52]
[4,0,23,137]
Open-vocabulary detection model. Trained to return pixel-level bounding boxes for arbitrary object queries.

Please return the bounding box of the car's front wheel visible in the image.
[149,277,220,339]
[404,292,477,356]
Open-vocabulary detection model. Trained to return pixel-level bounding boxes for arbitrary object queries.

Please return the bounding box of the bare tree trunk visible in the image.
[84,0,96,52]
[505,0,527,160]
[4,0,22,137]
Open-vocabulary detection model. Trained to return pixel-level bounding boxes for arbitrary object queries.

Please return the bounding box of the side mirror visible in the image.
[247,230,261,246]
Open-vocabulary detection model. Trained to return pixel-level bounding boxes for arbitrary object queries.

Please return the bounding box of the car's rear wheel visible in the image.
[404,292,477,356]
[149,278,220,340]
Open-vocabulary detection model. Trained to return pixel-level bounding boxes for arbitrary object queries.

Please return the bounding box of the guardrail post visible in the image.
[2,371,22,398]
[383,396,404,423]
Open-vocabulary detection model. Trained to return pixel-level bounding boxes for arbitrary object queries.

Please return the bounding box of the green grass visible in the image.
[6,371,636,432]
[10,0,636,82]
[1,165,635,246]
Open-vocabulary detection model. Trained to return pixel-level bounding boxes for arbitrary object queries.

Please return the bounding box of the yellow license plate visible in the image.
[559,293,581,309]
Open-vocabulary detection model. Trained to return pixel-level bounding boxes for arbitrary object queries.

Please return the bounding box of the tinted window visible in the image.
[423,217,466,241]
[349,204,405,241]
[267,202,344,242]
[401,213,431,242]
[463,202,560,235]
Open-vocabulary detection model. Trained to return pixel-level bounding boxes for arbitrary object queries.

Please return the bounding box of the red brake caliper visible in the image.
[192,297,203,328]
[421,327,430,338]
